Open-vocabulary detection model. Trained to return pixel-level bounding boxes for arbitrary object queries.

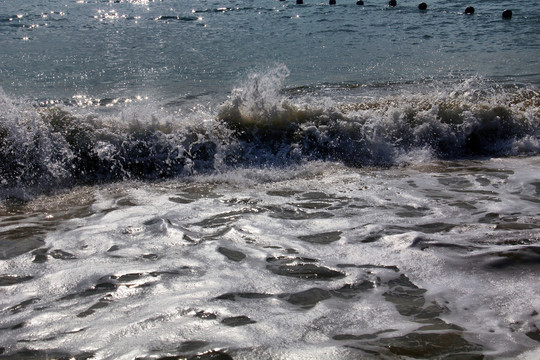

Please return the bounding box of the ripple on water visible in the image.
[0,275,33,286]
[298,230,342,244]
[217,246,246,262]
[266,256,345,280]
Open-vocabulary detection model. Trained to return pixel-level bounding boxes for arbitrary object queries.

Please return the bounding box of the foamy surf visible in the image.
[1,67,539,200]
[1,156,539,359]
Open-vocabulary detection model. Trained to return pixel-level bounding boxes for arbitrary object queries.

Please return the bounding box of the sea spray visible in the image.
[1,69,539,200]
[0,91,74,198]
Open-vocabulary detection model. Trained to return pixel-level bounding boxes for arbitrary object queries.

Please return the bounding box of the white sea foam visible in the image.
[2,68,539,200]
[1,156,539,358]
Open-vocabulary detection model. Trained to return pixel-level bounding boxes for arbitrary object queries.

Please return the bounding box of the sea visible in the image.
[1,0,539,359]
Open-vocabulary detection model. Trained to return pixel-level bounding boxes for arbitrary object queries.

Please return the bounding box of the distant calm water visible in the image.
[1,0,539,103]
[1,1,539,359]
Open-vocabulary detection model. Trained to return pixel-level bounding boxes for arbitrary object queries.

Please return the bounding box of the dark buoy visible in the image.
[357,0,364,5]
[329,0,336,5]
[465,6,475,15]
[389,0,397,7]
[418,2,427,11]
[502,9,512,19]
[296,0,303,4]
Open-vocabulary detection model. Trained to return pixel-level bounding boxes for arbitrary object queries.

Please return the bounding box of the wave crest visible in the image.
[1,69,539,198]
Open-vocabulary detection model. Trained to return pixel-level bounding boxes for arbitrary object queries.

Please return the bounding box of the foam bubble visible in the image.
[2,156,540,357]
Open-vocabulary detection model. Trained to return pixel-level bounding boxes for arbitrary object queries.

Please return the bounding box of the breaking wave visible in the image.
[1,66,539,198]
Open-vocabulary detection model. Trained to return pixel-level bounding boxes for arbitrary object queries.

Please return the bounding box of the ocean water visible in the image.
[1,0,540,359]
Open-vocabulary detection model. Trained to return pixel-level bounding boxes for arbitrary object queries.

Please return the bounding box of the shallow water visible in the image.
[1,157,540,359]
